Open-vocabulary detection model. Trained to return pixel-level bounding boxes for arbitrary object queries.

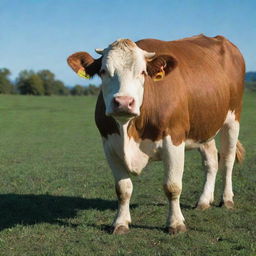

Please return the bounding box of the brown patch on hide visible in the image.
[127,74,189,146]
[95,91,119,138]
[129,34,244,144]
[94,34,244,146]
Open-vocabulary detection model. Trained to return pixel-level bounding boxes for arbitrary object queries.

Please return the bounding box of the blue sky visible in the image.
[0,0,255,87]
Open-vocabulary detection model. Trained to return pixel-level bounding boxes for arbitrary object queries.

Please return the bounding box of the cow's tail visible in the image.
[218,140,245,164]
[235,140,245,164]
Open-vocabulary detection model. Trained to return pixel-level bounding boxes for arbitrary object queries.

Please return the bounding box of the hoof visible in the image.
[113,225,129,235]
[224,200,234,209]
[196,203,211,211]
[167,224,187,235]
[219,200,234,209]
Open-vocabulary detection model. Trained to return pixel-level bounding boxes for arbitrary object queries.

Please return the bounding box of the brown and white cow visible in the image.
[67,34,245,234]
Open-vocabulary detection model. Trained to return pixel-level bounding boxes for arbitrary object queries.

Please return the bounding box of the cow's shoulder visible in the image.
[127,76,190,145]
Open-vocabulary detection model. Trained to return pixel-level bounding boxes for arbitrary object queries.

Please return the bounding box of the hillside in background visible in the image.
[245,71,256,82]
[245,71,256,91]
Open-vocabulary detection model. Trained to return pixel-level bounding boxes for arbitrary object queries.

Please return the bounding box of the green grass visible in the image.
[0,92,255,256]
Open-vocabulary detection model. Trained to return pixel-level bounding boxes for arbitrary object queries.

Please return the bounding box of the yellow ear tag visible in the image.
[153,70,165,82]
[77,68,90,79]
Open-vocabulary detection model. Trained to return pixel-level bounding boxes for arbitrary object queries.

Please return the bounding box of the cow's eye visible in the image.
[141,71,146,76]
[99,69,106,76]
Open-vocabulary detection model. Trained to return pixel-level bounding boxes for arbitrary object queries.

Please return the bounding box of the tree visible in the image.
[2,67,100,96]
[16,70,45,95]
[52,80,69,95]
[0,68,14,94]
[37,70,56,95]
[84,84,100,95]
[71,85,85,96]
[87,84,100,95]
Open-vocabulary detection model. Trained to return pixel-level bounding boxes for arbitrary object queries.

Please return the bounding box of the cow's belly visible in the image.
[103,134,162,175]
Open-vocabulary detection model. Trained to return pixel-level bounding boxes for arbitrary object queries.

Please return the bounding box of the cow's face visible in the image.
[96,39,155,121]
[67,39,177,123]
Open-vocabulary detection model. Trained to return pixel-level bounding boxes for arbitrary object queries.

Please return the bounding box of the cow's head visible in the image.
[67,39,177,123]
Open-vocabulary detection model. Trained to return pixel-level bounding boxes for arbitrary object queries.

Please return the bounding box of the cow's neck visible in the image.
[126,76,163,142]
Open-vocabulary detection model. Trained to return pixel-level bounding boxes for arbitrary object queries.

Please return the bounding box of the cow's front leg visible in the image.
[162,136,186,234]
[105,149,133,234]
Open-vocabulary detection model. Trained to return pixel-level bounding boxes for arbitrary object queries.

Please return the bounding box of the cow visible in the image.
[67,34,245,235]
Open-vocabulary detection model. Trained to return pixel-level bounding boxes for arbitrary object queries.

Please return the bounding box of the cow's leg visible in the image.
[197,139,218,210]
[162,136,186,234]
[219,120,240,209]
[105,149,133,234]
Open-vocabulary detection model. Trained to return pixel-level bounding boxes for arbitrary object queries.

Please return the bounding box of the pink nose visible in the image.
[113,96,135,113]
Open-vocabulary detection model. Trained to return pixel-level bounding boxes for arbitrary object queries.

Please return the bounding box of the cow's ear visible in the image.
[146,55,177,81]
[67,52,101,79]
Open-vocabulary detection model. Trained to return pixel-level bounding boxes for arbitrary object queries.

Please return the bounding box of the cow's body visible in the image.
[68,34,245,234]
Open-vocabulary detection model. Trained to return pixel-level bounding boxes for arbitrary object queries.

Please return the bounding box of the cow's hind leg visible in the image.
[197,139,218,210]
[105,150,133,234]
[219,118,240,209]
[162,136,186,234]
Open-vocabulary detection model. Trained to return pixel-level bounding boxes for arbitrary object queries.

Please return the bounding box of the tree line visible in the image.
[0,68,100,96]
[1,68,255,96]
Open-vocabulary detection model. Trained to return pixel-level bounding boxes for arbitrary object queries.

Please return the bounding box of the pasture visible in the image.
[0,92,255,256]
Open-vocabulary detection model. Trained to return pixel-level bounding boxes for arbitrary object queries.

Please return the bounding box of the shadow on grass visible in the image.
[93,224,165,234]
[0,194,193,233]
[0,193,126,231]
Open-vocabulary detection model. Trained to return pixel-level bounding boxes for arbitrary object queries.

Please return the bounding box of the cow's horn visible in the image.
[144,51,156,60]
[95,48,104,55]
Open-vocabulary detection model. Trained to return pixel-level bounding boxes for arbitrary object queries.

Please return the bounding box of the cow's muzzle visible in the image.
[111,96,137,117]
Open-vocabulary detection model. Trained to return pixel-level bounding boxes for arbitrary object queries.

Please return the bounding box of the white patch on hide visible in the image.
[185,139,202,149]
[103,123,162,175]
[220,110,240,203]
[224,110,236,126]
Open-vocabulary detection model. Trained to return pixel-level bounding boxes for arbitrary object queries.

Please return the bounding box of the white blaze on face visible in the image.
[96,39,153,119]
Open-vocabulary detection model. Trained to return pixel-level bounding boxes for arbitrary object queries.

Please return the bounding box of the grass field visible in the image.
[0,92,255,256]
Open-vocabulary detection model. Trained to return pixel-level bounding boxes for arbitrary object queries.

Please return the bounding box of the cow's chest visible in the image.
[103,133,162,175]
